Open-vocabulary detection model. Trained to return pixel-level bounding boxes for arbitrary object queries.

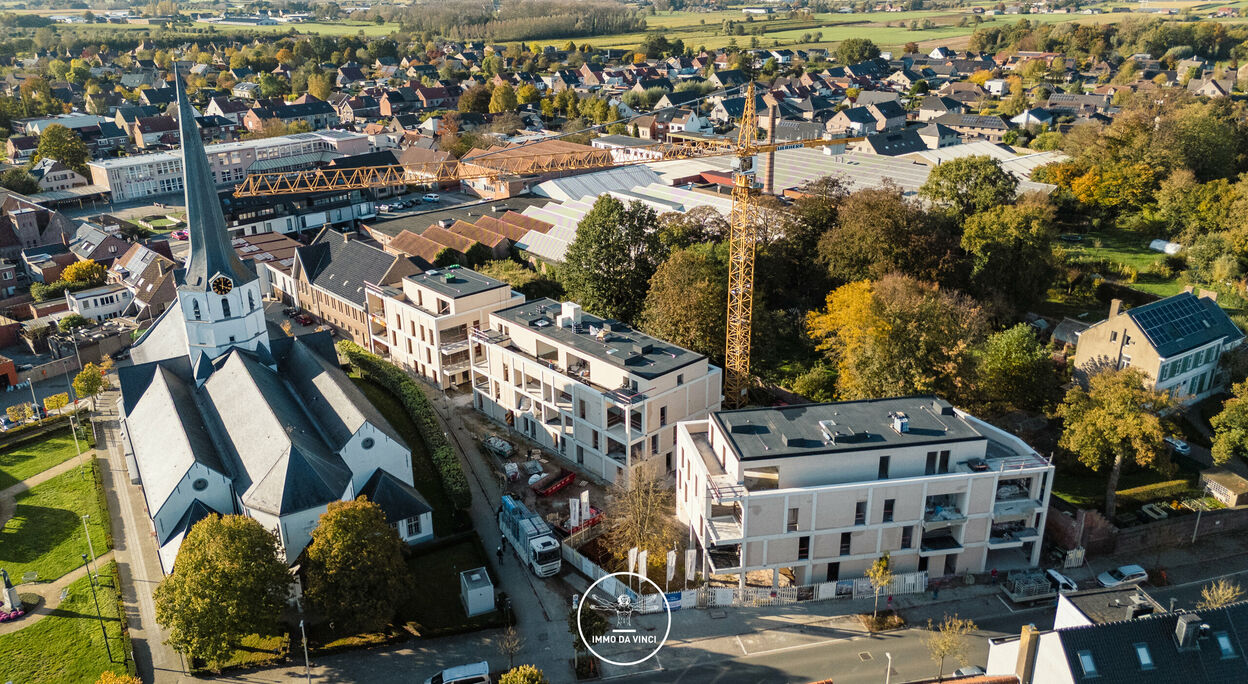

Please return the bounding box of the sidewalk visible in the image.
[0,550,116,637]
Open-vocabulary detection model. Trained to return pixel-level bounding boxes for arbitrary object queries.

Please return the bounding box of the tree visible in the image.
[562,196,665,324]
[640,243,727,364]
[33,124,90,176]
[154,515,290,670]
[459,84,491,113]
[58,313,90,331]
[497,626,525,670]
[922,615,978,680]
[1198,578,1244,610]
[976,324,1058,414]
[516,83,540,105]
[6,403,32,424]
[476,260,564,300]
[603,466,678,568]
[306,72,333,100]
[60,259,106,285]
[656,206,729,251]
[960,201,1056,311]
[500,665,548,684]
[836,38,880,66]
[919,156,1018,217]
[865,555,893,621]
[489,84,518,113]
[304,497,410,635]
[806,275,988,403]
[73,363,108,400]
[0,168,39,195]
[1056,368,1174,518]
[44,392,69,413]
[1211,380,1248,465]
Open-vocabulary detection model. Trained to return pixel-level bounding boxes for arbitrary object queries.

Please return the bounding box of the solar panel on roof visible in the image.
[1134,297,1207,346]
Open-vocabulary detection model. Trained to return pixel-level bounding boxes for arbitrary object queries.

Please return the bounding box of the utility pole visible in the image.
[83,554,113,662]
[82,514,96,568]
[299,619,311,683]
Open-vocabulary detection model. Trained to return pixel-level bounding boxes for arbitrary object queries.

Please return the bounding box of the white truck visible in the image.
[499,495,561,577]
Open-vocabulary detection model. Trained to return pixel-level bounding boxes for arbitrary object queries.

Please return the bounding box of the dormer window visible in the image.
[192,300,201,320]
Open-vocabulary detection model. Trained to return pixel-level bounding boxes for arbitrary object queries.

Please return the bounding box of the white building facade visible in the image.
[676,397,1054,587]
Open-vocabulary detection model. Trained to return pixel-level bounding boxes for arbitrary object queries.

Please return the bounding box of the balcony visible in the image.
[923,498,966,531]
[993,497,1043,523]
[442,359,471,375]
[708,544,742,573]
[987,527,1039,550]
[441,338,470,355]
[706,516,744,545]
[919,534,963,555]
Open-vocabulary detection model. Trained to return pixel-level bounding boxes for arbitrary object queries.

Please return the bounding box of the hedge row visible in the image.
[336,340,472,510]
[1117,479,1194,505]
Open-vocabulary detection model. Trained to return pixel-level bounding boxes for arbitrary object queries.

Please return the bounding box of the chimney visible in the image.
[1108,298,1122,319]
[760,103,778,195]
[1199,288,1218,302]
[890,412,909,434]
[1174,613,1203,651]
[1015,623,1039,684]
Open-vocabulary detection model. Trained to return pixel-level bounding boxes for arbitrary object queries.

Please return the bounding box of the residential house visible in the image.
[1073,291,1244,405]
[65,283,132,322]
[242,100,338,132]
[108,243,177,322]
[70,223,130,267]
[0,195,78,259]
[928,113,1013,142]
[27,159,87,192]
[917,95,964,122]
[677,397,1054,587]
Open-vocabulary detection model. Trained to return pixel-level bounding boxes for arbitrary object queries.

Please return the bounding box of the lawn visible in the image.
[1062,230,1185,298]
[0,463,110,582]
[192,633,289,674]
[1052,459,1199,509]
[350,376,464,535]
[400,535,507,637]
[0,429,83,491]
[0,562,132,684]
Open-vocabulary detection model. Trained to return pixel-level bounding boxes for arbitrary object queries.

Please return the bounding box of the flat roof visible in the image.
[364,197,551,238]
[406,265,509,300]
[1062,586,1162,625]
[89,130,368,169]
[493,298,704,381]
[712,396,986,461]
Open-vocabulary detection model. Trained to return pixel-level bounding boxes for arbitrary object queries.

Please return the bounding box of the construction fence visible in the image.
[562,543,928,614]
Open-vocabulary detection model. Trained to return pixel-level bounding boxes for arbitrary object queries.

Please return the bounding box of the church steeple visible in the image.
[175,69,252,291]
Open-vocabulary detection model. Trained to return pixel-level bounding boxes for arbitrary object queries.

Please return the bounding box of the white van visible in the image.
[425,661,491,684]
[1047,569,1079,594]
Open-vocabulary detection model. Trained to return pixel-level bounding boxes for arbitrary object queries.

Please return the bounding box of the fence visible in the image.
[561,543,927,613]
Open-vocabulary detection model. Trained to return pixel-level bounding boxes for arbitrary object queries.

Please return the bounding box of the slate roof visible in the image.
[296,230,407,307]
[1125,292,1244,358]
[358,468,432,522]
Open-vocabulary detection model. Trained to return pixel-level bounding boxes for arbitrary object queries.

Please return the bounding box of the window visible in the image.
[192,478,208,491]
[797,536,810,561]
[1077,651,1097,677]
[839,532,851,555]
[787,508,799,533]
[878,455,890,479]
[676,373,684,386]
[1133,643,1153,670]
[404,517,422,537]
[1216,632,1235,658]
[221,297,231,318]
[938,450,950,474]
[659,406,667,427]
[855,501,867,526]
[650,434,659,454]
[592,431,599,450]
[883,499,895,523]
[248,290,255,311]
[361,437,375,449]
[192,299,201,320]
[925,451,937,475]
[1110,331,1118,342]
[578,400,586,420]
[901,525,913,549]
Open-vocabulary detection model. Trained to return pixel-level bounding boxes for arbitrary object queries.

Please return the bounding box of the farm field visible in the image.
[191,20,400,36]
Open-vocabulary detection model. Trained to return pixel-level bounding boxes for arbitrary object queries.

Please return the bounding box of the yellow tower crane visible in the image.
[232,86,859,408]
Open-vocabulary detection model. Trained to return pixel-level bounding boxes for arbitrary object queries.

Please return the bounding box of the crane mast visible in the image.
[724,82,759,409]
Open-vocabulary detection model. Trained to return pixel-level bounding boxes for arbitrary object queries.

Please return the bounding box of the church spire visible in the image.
[175,68,252,290]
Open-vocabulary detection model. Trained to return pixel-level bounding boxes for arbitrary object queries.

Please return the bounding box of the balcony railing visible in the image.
[707,516,744,544]
[993,497,1042,523]
[923,507,966,531]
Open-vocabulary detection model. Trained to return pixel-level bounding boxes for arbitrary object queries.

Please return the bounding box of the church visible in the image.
[118,75,433,574]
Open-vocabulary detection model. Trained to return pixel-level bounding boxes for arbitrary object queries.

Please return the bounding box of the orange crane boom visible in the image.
[230,94,861,409]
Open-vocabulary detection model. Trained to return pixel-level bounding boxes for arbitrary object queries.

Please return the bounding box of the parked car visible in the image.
[1097,564,1148,588]
[424,661,490,684]
[1046,568,1079,594]
[422,193,441,203]
[171,230,189,240]
[378,204,391,212]
[1165,436,1191,456]
[294,314,314,326]
[0,416,13,431]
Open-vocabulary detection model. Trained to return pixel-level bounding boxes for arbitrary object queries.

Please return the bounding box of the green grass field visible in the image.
[191,20,400,37]
[0,562,130,684]
[400,536,504,637]
[1064,231,1186,298]
[0,429,82,491]
[0,464,110,582]
[350,376,461,536]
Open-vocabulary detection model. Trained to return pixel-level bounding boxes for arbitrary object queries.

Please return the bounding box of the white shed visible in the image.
[460,567,495,617]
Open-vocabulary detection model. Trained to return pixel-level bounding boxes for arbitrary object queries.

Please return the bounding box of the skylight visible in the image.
[1134,643,1154,670]
[1216,632,1235,658]
[1077,650,1098,677]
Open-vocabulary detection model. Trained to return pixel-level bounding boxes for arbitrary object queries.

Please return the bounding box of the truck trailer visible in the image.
[499,495,561,577]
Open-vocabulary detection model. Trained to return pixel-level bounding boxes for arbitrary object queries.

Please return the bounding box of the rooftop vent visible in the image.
[1175,614,1205,651]
[438,219,453,228]
[890,412,909,434]
[818,419,837,442]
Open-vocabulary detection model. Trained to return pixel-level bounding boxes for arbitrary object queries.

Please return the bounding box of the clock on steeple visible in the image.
[211,276,234,295]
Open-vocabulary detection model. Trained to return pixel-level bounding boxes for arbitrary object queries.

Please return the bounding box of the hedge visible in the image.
[336,340,472,510]
[1116,479,1194,506]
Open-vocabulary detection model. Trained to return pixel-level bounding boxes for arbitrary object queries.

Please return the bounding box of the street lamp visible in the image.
[885,652,892,684]
[82,554,113,663]
[82,514,96,575]
[299,619,311,683]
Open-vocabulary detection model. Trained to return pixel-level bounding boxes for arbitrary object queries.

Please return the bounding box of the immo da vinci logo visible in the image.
[576,571,672,666]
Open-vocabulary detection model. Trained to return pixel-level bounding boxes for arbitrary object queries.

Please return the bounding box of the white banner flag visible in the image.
[666,550,677,584]
[580,489,590,513]
[628,547,638,576]
[637,550,648,582]
[685,549,697,582]
[569,498,581,529]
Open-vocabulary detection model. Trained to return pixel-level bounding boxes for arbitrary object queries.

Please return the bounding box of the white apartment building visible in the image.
[88,130,370,201]
[66,283,134,322]
[365,266,524,389]
[469,298,722,483]
[676,397,1054,588]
